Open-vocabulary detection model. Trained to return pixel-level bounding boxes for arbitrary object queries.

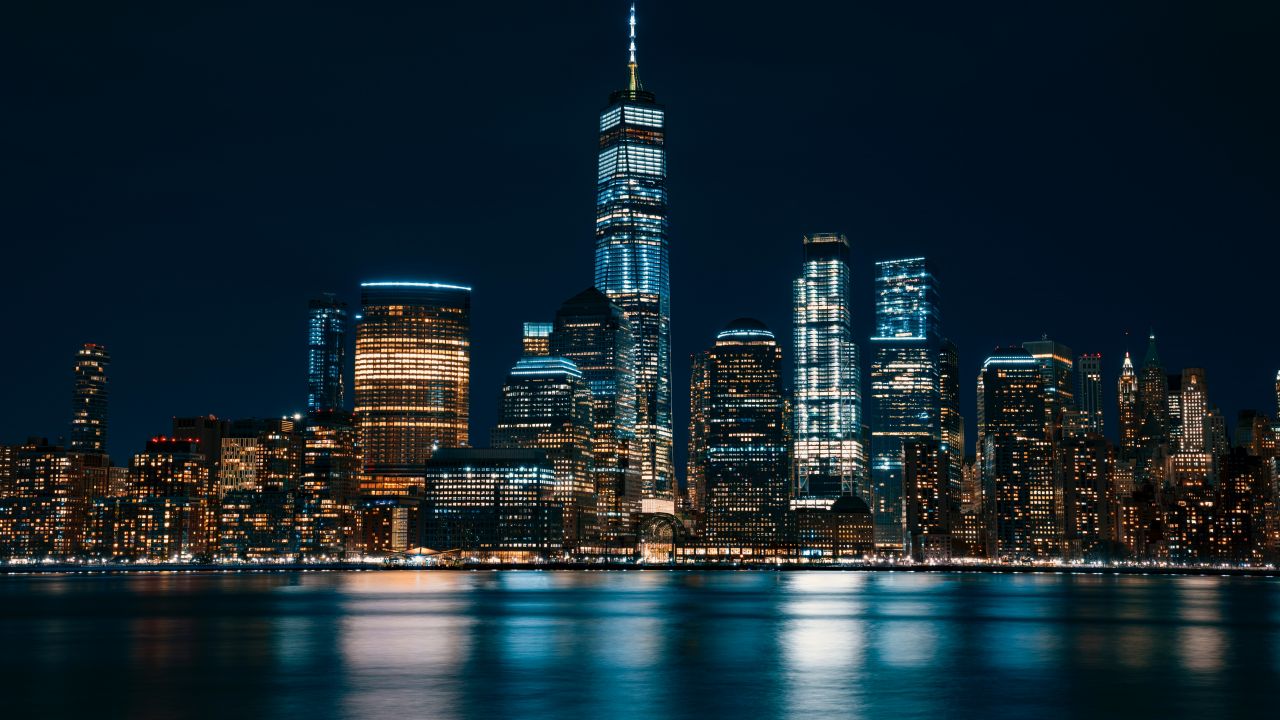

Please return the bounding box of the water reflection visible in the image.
[0,571,1277,719]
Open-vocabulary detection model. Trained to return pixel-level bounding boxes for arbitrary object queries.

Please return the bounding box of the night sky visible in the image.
[5,1,1278,471]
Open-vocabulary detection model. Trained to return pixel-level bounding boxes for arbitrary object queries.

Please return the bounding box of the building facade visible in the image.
[307,293,348,413]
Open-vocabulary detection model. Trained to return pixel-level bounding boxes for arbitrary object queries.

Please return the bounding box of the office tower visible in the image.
[69,343,110,454]
[868,257,941,550]
[307,293,348,413]
[355,281,471,495]
[791,496,876,559]
[297,409,359,557]
[793,233,864,500]
[217,418,301,495]
[1178,369,1208,453]
[903,437,951,561]
[1207,406,1230,457]
[522,322,553,357]
[423,448,562,560]
[1139,332,1170,437]
[491,356,595,546]
[691,319,788,547]
[978,348,1056,560]
[938,340,964,491]
[550,287,638,541]
[1059,435,1115,561]
[687,351,710,521]
[1076,353,1104,435]
[1023,337,1075,434]
[1118,352,1140,458]
[593,4,672,501]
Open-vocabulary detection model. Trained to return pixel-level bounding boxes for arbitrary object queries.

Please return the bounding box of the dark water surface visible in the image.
[2,571,1278,719]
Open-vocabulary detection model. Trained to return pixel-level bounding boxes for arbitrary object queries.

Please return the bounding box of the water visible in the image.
[2,571,1278,719]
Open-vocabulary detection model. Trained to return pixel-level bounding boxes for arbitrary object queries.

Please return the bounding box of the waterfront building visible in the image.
[691,319,788,547]
[1214,448,1269,563]
[355,281,470,495]
[307,293,348,413]
[687,350,710,523]
[593,4,672,501]
[978,347,1056,560]
[70,343,110,454]
[0,439,79,559]
[938,340,965,495]
[172,416,229,482]
[296,410,360,557]
[792,233,864,500]
[902,437,952,561]
[790,496,875,560]
[423,448,562,560]
[550,287,639,542]
[1076,353,1104,436]
[491,356,595,546]
[218,489,296,560]
[1059,435,1115,561]
[868,257,941,551]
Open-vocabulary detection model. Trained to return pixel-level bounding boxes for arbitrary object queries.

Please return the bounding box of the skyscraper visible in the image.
[307,294,348,413]
[1023,337,1075,435]
[978,347,1056,560]
[1178,368,1208,454]
[355,281,471,495]
[593,4,672,501]
[691,319,788,547]
[550,287,638,541]
[1076,353,1104,436]
[491,355,595,546]
[868,257,941,549]
[793,233,864,500]
[938,340,965,493]
[1139,331,1170,437]
[70,343,110,454]
[522,322,553,357]
[1118,351,1140,459]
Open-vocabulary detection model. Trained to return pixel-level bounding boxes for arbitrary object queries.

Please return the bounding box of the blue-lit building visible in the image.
[593,4,672,501]
[307,293,348,413]
[690,319,789,546]
[792,233,865,500]
[868,258,942,550]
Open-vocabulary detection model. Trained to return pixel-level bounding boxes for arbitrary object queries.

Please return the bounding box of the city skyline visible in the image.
[6,1,1278,474]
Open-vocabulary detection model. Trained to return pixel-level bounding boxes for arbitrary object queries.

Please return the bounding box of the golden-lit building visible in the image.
[355,281,471,496]
[791,496,876,560]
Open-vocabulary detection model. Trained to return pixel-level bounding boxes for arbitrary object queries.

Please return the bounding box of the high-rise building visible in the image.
[0,439,80,559]
[978,348,1056,560]
[1023,338,1075,434]
[1213,448,1269,563]
[593,4,672,501]
[218,418,301,495]
[423,448,562,560]
[1059,434,1115,561]
[70,343,110,454]
[355,281,471,495]
[522,322,553,357]
[938,340,965,492]
[1118,352,1140,458]
[792,233,864,500]
[1076,353,1104,436]
[1178,369,1208,454]
[550,288,638,541]
[903,437,952,561]
[691,319,788,547]
[868,257,941,550]
[307,293,348,413]
[297,409,359,557]
[491,356,595,547]
[1139,332,1170,437]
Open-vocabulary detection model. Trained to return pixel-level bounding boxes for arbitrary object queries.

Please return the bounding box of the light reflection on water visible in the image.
[0,571,1277,719]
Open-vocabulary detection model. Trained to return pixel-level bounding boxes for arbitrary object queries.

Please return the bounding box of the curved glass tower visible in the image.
[594,4,672,500]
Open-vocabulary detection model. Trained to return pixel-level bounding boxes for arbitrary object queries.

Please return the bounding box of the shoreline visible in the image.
[2,562,1278,578]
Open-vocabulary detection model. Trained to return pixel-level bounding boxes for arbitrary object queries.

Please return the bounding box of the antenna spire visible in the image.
[628,3,641,92]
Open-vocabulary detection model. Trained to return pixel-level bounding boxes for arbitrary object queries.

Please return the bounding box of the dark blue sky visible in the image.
[4,1,1278,467]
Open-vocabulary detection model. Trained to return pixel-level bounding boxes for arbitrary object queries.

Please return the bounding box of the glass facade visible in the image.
[691,319,788,546]
[550,287,638,542]
[792,233,864,500]
[593,4,672,501]
[1076,353,1104,436]
[869,258,941,549]
[307,294,348,413]
[70,343,110,454]
[354,281,471,495]
[1024,338,1075,433]
[491,356,595,546]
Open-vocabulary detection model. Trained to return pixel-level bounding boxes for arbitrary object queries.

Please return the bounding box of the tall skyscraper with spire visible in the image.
[593,3,672,501]
[1118,351,1139,458]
